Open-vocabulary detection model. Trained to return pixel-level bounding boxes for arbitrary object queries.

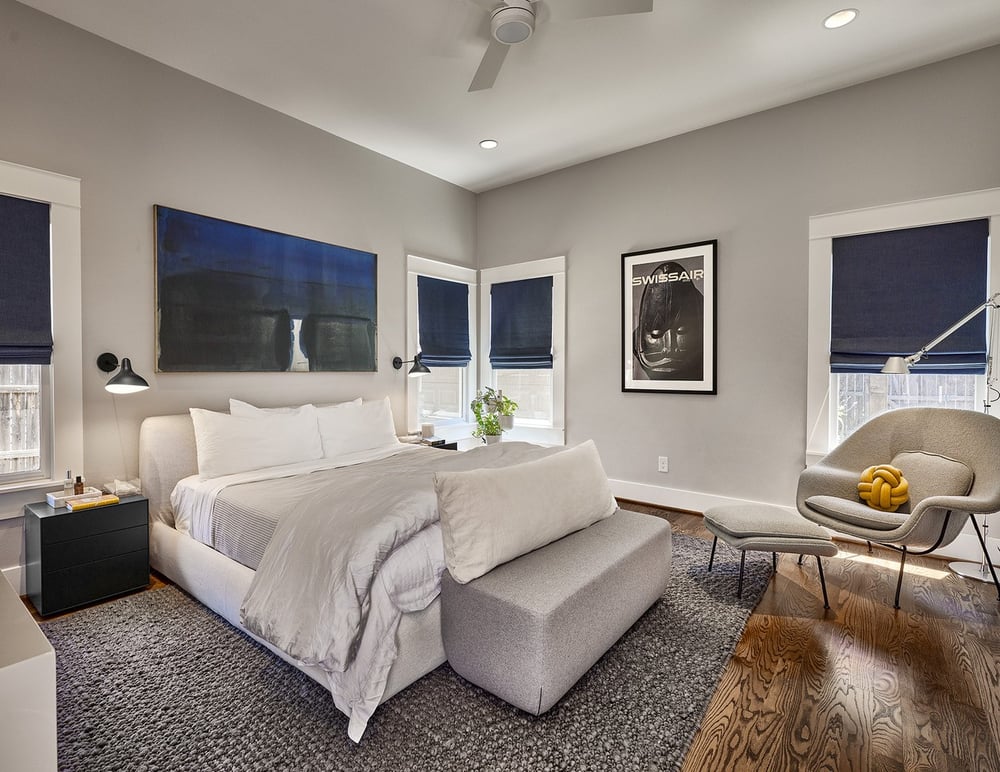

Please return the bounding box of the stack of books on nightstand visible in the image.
[66,494,120,511]
[46,490,120,511]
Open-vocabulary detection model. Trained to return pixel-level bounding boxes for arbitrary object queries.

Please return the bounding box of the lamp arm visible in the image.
[907,292,1000,364]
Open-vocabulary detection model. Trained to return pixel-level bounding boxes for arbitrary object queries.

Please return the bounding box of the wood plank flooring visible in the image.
[622,502,1000,772]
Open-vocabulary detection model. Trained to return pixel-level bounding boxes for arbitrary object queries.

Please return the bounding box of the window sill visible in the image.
[502,426,565,446]
[0,477,60,496]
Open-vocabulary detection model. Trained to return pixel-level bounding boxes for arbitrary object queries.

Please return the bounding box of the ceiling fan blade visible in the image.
[468,39,510,92]
[547,0,653,22]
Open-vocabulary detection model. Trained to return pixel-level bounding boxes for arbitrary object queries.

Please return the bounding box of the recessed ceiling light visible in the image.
[479,139,499,150]
[823,8,859,29]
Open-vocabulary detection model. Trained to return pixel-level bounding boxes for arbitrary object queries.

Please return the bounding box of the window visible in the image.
[406,256,477,436]
[807,189,1000,462]
[0,159,82,494]
[0,192,51,484]
[829,219,988,442]
[480,257,565,445]
[0,365,41,477]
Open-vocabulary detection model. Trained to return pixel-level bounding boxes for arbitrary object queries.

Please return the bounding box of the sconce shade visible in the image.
[98,353,150,394]
[392,355,431,377]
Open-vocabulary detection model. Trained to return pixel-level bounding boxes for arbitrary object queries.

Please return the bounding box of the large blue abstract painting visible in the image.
[155,206,377,372]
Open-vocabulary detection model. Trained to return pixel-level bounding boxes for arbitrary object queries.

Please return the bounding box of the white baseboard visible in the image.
[1,565,24,596]
[610,479,796,515]
[609,479,1000,568]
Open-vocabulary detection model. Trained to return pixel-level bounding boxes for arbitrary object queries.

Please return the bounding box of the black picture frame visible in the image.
[622,239,717,394]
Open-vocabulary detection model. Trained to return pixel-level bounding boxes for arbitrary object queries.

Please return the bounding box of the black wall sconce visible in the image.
[97,353,150,394]
[392,354,431,377]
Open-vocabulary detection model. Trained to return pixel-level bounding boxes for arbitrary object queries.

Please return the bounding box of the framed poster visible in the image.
[155,206,377,372]
[622,239,716,394]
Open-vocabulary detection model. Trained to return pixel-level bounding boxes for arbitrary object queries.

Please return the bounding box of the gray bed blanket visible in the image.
[240,441,560,672]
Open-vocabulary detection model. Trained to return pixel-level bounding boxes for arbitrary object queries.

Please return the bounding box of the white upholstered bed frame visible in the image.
[138,414,446,712]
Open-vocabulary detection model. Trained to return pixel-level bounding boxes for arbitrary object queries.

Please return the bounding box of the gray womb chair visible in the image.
[797,407,1000,608]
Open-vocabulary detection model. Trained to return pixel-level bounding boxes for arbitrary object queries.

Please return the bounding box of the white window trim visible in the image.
[0,159,83,515]
[405,255,477,439]
[479,256,566,446]
[807,187,1000,466]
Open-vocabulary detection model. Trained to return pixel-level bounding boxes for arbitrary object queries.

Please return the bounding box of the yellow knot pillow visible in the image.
[858,464,909,512]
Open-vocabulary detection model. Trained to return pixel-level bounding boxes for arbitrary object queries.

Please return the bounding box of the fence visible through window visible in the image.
[836,372,977,443]
[0,364,41,475]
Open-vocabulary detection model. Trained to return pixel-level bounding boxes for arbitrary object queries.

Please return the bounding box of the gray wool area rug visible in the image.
[42,533,772,772]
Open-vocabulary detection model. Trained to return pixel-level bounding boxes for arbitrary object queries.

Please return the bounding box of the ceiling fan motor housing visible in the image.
[491,0,535,45]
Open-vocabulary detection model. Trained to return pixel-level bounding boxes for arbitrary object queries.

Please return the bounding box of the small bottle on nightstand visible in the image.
[63,471,74,496]
[74,475,84,495]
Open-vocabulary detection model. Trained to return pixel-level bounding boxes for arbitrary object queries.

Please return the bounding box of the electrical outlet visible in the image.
[657,456,669,473]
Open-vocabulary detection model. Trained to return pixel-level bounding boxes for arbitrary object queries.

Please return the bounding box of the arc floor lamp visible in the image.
[882,291,1000,583]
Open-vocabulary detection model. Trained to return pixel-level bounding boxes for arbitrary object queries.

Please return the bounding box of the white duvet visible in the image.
[171,441,559,741]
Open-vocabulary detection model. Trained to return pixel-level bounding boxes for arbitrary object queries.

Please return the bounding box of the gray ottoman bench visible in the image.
[440,509,671,715]
[703,503,837,608]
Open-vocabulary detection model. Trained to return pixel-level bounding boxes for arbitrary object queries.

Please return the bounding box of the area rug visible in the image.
[42,533,771,772]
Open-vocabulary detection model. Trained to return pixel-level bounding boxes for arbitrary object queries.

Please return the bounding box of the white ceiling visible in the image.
[17,0,1000,193]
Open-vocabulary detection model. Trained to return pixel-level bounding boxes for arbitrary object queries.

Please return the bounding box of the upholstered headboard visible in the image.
[138,414,199,526]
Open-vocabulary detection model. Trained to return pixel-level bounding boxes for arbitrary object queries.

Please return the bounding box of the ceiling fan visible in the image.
[468,0,655,92]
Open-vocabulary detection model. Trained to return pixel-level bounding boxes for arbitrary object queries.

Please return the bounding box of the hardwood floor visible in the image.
[622,502,1000,772]
[22,571,169,623]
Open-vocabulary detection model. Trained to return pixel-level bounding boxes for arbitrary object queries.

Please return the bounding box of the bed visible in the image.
[138,400,560,742]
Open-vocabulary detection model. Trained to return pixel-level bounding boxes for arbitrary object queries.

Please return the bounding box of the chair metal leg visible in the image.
[708,535,717,571]
[772,552,777,572]
[798,553,805,566]
[968,513,1000,602]
[893,546,908,609]
[867,540,873,554]
[737,550,746,599]
[816,556,830,610]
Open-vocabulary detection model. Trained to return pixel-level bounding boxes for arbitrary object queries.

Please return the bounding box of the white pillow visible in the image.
[434,440,617,584]
[189,406,324,479]
[316,396,399,458]
[229,397,361,416]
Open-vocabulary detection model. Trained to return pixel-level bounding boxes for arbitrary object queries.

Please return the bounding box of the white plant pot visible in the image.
[500,415,514,430]
[482,434,502,445]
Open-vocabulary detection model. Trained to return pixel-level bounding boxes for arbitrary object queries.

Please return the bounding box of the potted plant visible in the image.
[471,387,518,443]
[497,390,518,430]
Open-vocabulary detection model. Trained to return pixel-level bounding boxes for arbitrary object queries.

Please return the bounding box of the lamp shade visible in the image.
[881,356,910,374]
[105,357,150,394]
[392,355,431,377]
[408,356,431,377]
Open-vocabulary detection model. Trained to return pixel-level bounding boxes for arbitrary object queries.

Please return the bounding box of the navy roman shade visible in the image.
[830,219,989,374]
[0,194,52,365]
[489,276,553,369]
[416,275,472,367]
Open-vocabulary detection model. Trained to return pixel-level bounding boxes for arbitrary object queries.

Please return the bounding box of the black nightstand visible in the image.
[24,495,149,616]
[421,438,459,451]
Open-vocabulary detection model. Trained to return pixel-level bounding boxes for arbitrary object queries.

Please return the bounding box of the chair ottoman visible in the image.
[703,503,837,608]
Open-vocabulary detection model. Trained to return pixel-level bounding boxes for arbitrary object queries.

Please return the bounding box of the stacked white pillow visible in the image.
[316,396,400,457]
[228,397,362,416]
[190,396,399,480]
[189,405,325,479]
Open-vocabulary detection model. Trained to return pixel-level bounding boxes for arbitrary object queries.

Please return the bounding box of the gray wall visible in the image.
[0,0,475,576]
[1,0,999,581]
[476,44,1000,507]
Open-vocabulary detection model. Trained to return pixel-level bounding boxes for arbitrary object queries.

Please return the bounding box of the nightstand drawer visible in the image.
[37,550,149,616]
[39,497,148,543]
[43,525,148,572]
